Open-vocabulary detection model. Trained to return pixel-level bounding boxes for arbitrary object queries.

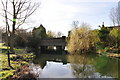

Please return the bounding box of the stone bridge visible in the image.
[40,36,66,50]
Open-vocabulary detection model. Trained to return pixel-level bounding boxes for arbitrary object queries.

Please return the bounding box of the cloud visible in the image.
[59,0,119,3]
[29,0,118,36]
[1,0,119,36]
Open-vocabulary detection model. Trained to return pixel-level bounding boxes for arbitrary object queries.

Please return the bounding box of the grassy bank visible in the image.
[0,43,35,80]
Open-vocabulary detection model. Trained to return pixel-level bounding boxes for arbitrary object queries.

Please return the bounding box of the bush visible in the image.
[96,42,107,50]
[109,28,120,47]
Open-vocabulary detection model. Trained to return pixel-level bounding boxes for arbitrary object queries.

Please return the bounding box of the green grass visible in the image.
[0,43,27,54]
[0,53,35,80]
[0,70,15,80]
[0,43,3,46]
[0,43,9,54]
[14,48,26,54]
[0,43,35,80]
[0,43,8,49]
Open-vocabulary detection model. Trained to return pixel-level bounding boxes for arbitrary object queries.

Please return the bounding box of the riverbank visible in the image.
[0,43,36,80]
[0,53,36,80]
[97,47,120,58]
[12,65,37,80]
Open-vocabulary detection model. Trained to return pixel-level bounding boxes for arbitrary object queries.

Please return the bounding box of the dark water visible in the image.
[29,52,119,78]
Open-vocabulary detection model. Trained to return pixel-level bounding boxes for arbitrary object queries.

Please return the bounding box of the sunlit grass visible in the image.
[0,52,34,80]
[0,70,15,79]
[0,43,9,50]
[0,43,26,54]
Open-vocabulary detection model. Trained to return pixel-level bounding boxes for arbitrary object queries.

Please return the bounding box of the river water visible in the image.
[29,52,119,79]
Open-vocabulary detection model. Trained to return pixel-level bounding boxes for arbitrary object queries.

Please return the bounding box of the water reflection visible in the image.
[30,52,119,78]
[33,53,67,69]
[68,55,97,78]
[68,54,118,78]
[94,56,119,78]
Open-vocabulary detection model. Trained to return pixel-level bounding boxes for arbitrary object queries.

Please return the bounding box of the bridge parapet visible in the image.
[40,36,66,47]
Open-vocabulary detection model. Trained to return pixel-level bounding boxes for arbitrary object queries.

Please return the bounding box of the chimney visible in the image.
[102,22,105,27]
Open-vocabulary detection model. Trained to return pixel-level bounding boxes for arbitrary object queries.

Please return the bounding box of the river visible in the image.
[29,52,119,79]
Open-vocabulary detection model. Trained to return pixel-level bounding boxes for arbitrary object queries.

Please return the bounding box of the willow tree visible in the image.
[67,23,99,54]
[1,0,40,53]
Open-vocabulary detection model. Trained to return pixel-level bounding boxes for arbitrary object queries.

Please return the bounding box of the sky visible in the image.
[0,0,120,36]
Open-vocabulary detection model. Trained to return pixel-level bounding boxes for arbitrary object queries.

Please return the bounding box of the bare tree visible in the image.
[0,27,5,43]
[110,2,120,26]
[0,27,5,33]
[1,0,40,53]
[72,21,79,28]
[56,32,63,37]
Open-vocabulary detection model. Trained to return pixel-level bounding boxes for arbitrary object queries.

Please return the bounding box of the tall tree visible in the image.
[110,2,120,26]
[1,0,40,53]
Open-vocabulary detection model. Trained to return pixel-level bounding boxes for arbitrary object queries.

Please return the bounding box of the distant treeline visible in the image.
[1,24,63,54]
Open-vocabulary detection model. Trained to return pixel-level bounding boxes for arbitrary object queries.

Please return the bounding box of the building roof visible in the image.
[106,26,120,29]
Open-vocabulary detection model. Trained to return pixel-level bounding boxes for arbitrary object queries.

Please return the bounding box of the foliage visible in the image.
[109,28,120,38]
[2,29,32,48]
[109,28,120,46]
[96,27,120,55]
[67,23,99,54]
[27,37,40,53]
[14,29,32,48]
[98,27,110,43]
[14,34,26,48]
[96,42,107,50]
[107,28,120,47]
[91,30,100,47]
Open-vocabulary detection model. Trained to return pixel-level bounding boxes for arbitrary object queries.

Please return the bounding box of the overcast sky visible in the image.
[0,0,120,36]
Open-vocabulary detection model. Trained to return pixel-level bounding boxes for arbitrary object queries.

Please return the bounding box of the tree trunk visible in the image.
[10,33,15,53]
